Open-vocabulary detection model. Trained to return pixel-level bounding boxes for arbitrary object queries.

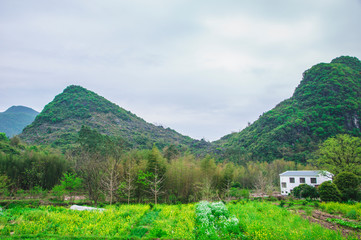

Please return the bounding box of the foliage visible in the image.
[194,201,244,239]
[0,174,11,197]
[334,171,360,201]
[0,202,354,239]
[317,135,361,175]
[292,184,319,199]
[20,85,201,153]
[228,201,346,240]
[326,218,361,229]
[51,172,82,201]
[0,205,149,238]
[215,56,361,163]
[320,201,361,220]
[318,181,341,202]
[0,139,69,190]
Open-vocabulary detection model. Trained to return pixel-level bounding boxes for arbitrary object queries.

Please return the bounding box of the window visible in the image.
[311,178,317,184]
[290,177,295,183]
[300,178,305,183]
[281,182,287,188]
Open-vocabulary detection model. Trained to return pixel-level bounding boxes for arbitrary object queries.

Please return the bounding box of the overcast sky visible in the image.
[1,0,361,141]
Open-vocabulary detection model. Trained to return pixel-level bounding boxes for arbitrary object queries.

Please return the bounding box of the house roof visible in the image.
[279,170,330,176]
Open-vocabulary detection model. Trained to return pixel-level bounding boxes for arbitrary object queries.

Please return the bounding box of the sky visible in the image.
[1,0,361,141]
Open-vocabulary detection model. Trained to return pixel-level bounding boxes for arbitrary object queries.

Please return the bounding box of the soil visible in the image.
[294,209,361,238]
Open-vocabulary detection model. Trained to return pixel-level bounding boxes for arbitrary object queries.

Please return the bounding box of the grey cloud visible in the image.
[1,0,361,140]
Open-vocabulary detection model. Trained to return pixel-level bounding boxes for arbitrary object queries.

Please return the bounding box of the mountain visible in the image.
[20,85,205,150]
[0,106,39,137]
[214,56,361,163]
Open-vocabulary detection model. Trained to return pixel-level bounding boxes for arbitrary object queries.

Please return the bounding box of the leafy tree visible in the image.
[333,172,360,201]
[0,174,11,197]
[317,134,361,175]
[292,184,318,199]
[318,181,341,202]
[59,172,82,200]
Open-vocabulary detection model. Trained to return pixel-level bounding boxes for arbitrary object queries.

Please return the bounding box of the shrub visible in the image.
[333,172,360,201]
[318,181,341,202]
[292,184,319,199]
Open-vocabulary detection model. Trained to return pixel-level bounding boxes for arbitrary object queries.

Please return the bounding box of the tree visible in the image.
[60,172,82,200]
[333,172,360,201]
[292,184,318,199]
[318,181,341,202]
[145,146,166,204]
[101,157,121,205]
[121,157,137,204]
[74,150,103,206]
[317,134,361,175]
[146,169,164,205]
[0,174,11,197]
[222,163,235,200]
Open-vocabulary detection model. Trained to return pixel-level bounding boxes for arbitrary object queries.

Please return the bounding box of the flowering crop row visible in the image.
[194,201,245,239]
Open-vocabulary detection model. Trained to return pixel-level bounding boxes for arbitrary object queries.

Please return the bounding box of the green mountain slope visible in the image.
[0,106,39,137]
[20,85,202,150]
[214,56,361,163]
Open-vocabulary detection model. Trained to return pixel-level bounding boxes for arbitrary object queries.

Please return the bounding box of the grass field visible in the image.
[0,201,358,239]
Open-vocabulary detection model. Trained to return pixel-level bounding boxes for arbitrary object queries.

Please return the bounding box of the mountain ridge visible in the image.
[0,106,39,137]
[214,56,361,163]
[20,85,205,151]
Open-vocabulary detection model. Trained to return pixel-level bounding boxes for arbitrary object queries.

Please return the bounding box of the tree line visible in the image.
[1,128,360,205]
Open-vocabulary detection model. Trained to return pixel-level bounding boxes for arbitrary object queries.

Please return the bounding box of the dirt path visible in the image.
[295,209,361,238]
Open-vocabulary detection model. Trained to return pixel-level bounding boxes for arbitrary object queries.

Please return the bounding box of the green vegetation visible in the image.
[215,56,361,163]
[194,201,244,239]
[0,134,68,192]
[3,128,314,204]
[1,201,354,239]
[326,218,361,229]
[334,172,360,201]
[318,181,342,202]
[317,134,361,175]
[292,184,319,199]
[20,85,204,152]
[228,201,348,239]
[320,202,361,220]
[0,106,38,138]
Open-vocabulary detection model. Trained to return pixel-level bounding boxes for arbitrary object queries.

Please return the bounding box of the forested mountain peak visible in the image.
[331,56,361,72]
[20,85,199,151]
[215,56,361,163]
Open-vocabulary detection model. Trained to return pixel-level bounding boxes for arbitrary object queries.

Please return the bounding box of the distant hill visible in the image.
[20,85,206,151]
[214,56,361,163]
[0,106,39,137]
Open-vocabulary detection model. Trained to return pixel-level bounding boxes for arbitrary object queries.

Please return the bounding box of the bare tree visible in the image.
[101,157,121,205]
[145,166,165,205]
[121,158,137,204]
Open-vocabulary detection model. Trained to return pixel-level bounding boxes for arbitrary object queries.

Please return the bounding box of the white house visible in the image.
[279,170,332,196]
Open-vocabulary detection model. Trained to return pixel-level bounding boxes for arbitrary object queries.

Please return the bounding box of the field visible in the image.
[0,201,359,239]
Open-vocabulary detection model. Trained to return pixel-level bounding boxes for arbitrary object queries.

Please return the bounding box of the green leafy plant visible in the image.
[318,181,341,202]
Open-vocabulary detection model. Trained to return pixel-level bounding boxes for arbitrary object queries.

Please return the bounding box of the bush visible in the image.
[333,172,360,201]
[318,181,341,202]
[292,184,319,199]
